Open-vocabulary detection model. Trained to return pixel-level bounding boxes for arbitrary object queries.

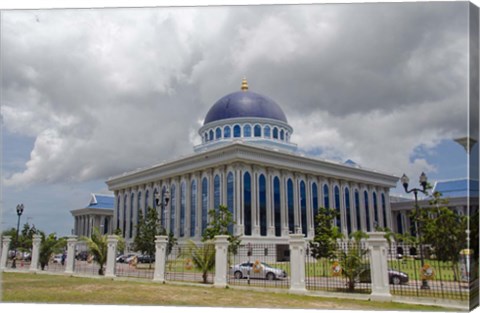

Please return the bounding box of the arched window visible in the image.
[300,181,307,236]
[287,179,295,233]
[373,192,378,228]
[123,194,127,237]
[345,188,352,235]
[227,172,234,234]
[201,178,208,234]
[259,174,267,236]
[244,172,252,236]
[280,129,285,140]
[273,127,278,139]
[364,191,371,232]
[334,186,341,230]
[161,186,167,228]
[130,194,135,238]
[214,175,221,211]
[355,190,361,231]
[233,125,241,138]
[244,124,252,137]
[264,125,271,138]
[215,127,222,139]
[116,196,121,230]
[190,180,197,237]
[144,190,150,217]
[170,184,176,234]
[153,188,158,210]
[180,182,186,237]
[396,213,404,234]
[209,129,214,141]
[312,183,319,221]
[381,193,387,228]
[273,177,281,237]
[254,125,262,137]
[224,126,231,138]
[323,184,330,208]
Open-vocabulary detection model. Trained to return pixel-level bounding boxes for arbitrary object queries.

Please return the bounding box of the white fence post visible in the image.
[29,234,42,272]
[105,235,118,278]
[366,232,392,301]
[153,235,168,282]
[289,234,307,293]
[65,236,77,274]
[214,235,229,288]
[1,236,12,270]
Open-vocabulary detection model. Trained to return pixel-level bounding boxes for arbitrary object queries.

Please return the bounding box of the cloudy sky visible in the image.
[1,1,477,236]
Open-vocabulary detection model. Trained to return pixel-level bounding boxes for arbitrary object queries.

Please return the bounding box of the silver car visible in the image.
[230,261,287,280]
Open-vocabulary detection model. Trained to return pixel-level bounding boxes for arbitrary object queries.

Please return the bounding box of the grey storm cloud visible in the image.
[1,2,471,186]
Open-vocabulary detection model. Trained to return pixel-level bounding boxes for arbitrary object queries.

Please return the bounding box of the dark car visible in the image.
[76,251,89,261]
[137,255,155,264]
[357,267,409,285]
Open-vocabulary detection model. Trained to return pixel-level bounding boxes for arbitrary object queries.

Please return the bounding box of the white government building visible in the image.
[106,79,399,247]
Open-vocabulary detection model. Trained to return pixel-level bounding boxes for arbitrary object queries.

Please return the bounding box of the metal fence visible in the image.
[5,257,31,271]
[388,243,469,300]
[115,254,154,279]
[305,241,371,294]
[165,243,215,284]
[43,260,66,273]
[227,243,290,289]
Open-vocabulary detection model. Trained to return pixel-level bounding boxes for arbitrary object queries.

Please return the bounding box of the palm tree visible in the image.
[39,233,66,270]
[182,240,215,284]
[82,227,108,275]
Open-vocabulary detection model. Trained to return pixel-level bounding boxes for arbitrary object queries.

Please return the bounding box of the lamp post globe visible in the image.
[11,204,25,269]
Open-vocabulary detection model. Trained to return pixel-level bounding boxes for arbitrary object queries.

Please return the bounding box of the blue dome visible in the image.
[204,90,288,125]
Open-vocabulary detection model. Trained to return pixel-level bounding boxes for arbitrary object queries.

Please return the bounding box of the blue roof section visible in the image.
[204,90,288,125]
[86,194,114,209]
[431,179,479,198]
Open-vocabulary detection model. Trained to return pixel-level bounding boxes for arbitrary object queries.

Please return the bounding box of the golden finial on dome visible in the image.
[241,77,249,91]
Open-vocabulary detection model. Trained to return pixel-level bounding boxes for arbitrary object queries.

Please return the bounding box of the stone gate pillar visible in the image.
[65,236,77,274]
[289,234,307,293]
[105,235,118,278]
[1,236,11,270]
[29,234,42,272]
[153,235,168,282]
[214,235,229,288]
[366,232,392,301]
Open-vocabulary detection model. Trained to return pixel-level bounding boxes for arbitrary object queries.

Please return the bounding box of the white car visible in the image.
[52,254,63,263]
[230,261,287,280]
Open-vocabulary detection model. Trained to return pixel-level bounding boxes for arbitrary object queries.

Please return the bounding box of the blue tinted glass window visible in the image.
[227,173,234,234]
[224,126,231,138]
[117,196,120,230]
[273,127,278,139]
[254,125,261,137]
[215,127,222,139]
[300,181,307,236]
[287,179,294,233]
[280,129,284,140]
[323,184,329,209]
[202,178,208,234]
[130,194,134,238]
[190,180,197,237]
[233,125,241,137]
[396,213,403,234]
[381,193,387,228]
[345,188,351,235]
[274,177,281,237]
[170,185,176,234]
[312,183,318,221]
[123,195,127,237]
[214,175,221,210]
[244,172,252,236]
[244,125,251,137]
[373,192,378,228]
[364,191,371,232]
[144,190,149,217]
[355,190,361,231]
[259,175,267,236]
[264,126,271,138]
[180,182,186,237]
[209,130,214,141]
[161,187,167,228]
[334,186,341,230]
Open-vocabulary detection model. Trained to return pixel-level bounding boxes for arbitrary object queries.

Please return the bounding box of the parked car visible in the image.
[76,251,89,261]
[52,254,63,264]
[116,253,137,263]
[356,267,409,285]
[137,254,155,264]
[125,254,140,263]
[230,261,287,280]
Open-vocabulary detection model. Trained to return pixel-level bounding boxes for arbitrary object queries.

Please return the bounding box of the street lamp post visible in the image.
[11,204,25,269]
[400,172,430,290]
[155,187,170,234]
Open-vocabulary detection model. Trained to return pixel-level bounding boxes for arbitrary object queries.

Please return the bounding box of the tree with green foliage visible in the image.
[82,227,111,275]
[39,232,66,270]
[182,240,216,284]
[337,230,369,291]
[133,207,177,268]
[2,223,38,252]
[309,207,343,260]
[202,204,241,257]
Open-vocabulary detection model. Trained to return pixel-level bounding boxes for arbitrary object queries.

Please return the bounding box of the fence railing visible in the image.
[305,241,371,294]
[388,243,469,300]
[165,242,215,284]
[227,243,290,289]
[114,254,154,279]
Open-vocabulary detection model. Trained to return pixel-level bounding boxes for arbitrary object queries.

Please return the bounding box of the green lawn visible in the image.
[1,272,458,311]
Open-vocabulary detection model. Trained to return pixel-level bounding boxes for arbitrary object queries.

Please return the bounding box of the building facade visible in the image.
[106,80,399,245]
[71,193,114,237]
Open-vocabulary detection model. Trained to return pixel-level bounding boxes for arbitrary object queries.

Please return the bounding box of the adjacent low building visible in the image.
[106,79,399,248]
[71,193,114,237]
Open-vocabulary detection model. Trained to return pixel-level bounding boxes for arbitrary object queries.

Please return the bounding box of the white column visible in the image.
[196,174,203,240]
[153,235,168,282]
[214,235,229,287]
[105,235,118,278]
[0,236,10,270]
[29,234,42,272]
[305,177,313,238]
[185,175,192,238]
[367,232,392,301]
[384,189,393,229]
[65,236,77,274]
[289,234,307,293]
[293,174,300,234]
[280,172,289,237]
[340,182,347,237]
